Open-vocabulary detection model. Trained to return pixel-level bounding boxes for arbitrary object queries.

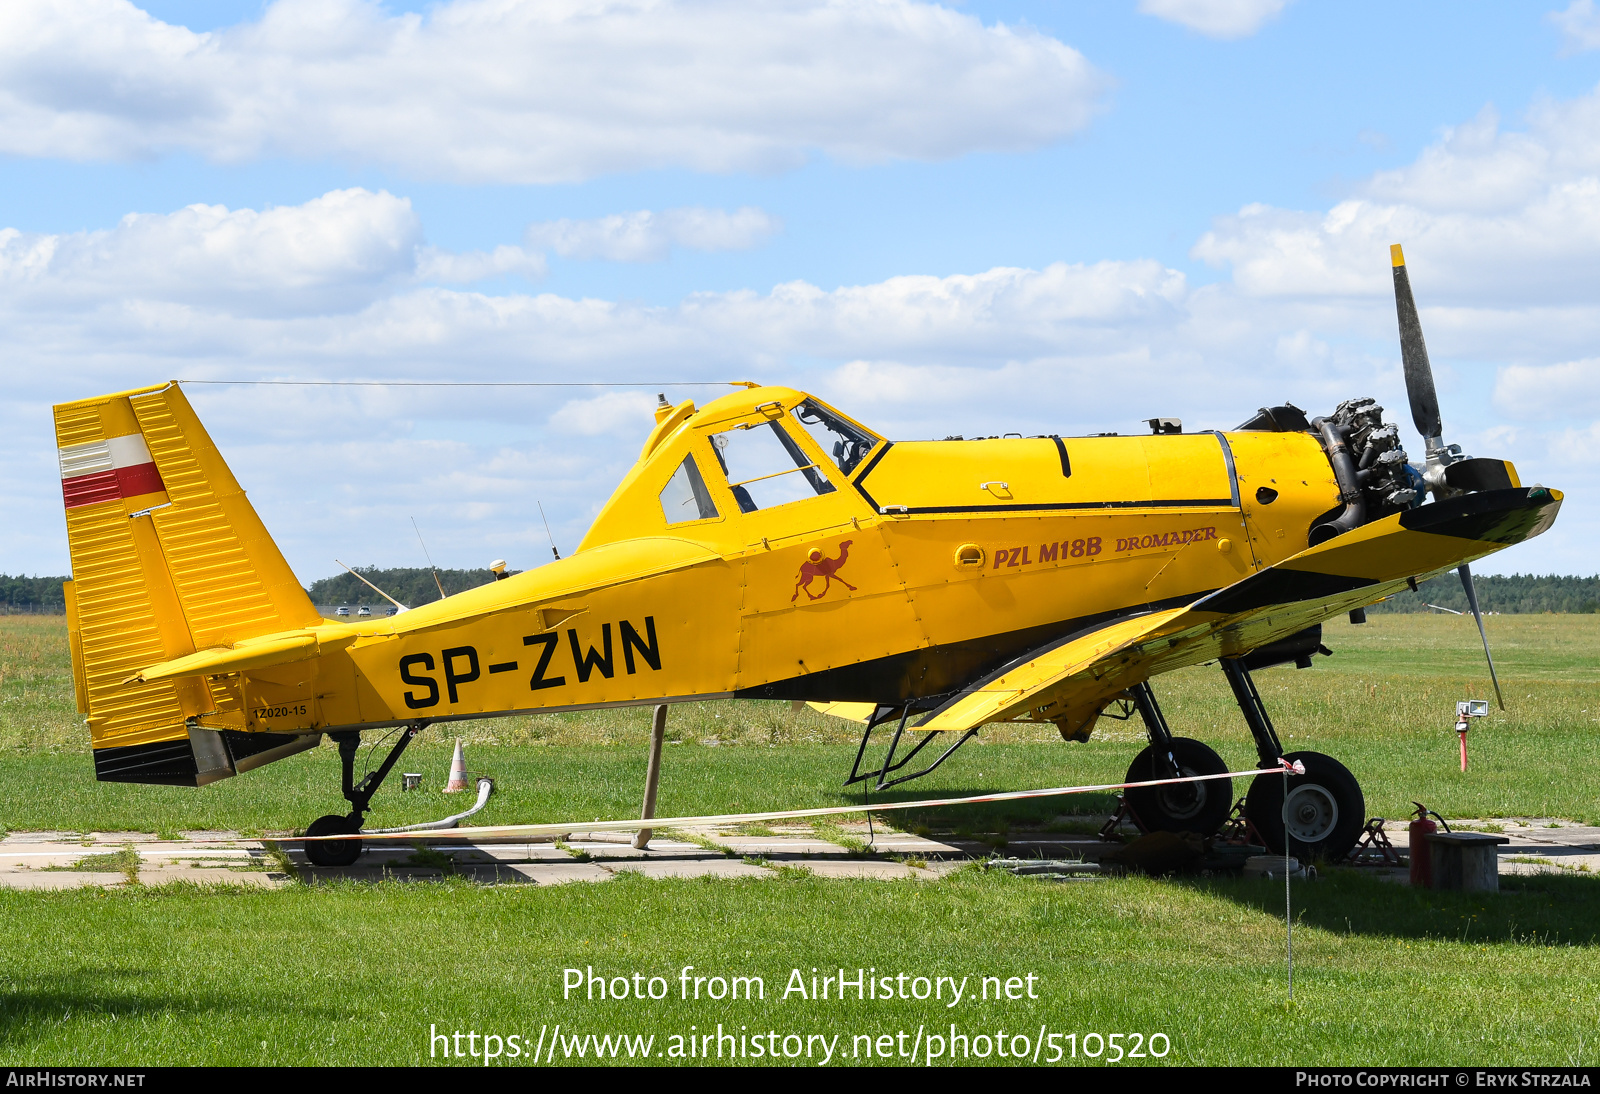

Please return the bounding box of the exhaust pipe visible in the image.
[1309,417,1366,545]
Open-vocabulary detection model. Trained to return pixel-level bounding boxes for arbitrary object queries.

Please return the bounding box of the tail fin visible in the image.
[55,382,323,785]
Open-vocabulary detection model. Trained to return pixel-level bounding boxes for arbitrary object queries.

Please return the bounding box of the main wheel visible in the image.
[304,813,363,868]
[1245,751,1364,860]
[1124,737,1233,836]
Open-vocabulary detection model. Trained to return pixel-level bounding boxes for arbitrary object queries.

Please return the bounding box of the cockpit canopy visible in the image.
[577,387,883,552]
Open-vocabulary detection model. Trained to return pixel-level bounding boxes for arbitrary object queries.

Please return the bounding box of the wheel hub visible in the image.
[1156,768,1206,821]
[1283,784,1339,843]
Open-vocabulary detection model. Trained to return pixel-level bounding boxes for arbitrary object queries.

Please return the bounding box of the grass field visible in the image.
[3,870,1599,1066]
[3,612,1599,1066]
[3,613,1598,833]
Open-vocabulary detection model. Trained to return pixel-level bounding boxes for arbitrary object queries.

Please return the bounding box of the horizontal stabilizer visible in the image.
[126,630,357,686]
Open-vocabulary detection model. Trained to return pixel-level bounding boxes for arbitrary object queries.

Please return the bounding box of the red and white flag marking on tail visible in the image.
[58,433,166,509]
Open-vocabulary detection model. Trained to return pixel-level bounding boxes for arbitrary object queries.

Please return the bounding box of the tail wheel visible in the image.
[1124,737,1233,836]
[304,813,363,868]
[1245,751,1365,860]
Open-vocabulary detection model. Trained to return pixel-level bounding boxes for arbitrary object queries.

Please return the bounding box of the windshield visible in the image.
[793,399,878,475]
[659,454,719,524]
[708,421,834,513]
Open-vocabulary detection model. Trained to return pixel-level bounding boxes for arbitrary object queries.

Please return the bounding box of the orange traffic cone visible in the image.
[444,738,469,793]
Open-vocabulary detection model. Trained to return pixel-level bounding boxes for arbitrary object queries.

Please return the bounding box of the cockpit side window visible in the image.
[793,399,879,476]
[659,454,719,525]
[708,421,834,513]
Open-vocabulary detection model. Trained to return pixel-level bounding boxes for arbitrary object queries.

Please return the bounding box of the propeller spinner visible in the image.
[1390,243,1505,709]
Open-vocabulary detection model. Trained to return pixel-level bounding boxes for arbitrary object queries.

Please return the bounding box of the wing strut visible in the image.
[844,704,979,792]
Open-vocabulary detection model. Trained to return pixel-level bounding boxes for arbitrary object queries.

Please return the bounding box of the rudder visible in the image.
[55,382,323,785]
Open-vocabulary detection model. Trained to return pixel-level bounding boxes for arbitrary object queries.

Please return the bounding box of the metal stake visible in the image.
[1284,762,1293,1002]
[632,704,668,849]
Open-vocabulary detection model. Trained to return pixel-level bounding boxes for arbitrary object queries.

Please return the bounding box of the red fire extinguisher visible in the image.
[1408,802,1451,888]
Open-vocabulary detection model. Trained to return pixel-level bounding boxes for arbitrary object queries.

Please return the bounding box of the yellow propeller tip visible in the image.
[1390,243,1406,267]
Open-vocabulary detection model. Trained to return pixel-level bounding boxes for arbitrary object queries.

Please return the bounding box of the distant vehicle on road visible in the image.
[358,606,371,616]
[335,607,350,617]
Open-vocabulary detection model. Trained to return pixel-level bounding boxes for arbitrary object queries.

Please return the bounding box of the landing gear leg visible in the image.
[1122,682,1232,836]
[1220,658,1365,860]
[304,722,427,868]
[1219,658,1284,768]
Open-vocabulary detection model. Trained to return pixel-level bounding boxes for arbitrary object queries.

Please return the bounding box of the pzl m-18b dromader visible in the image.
[54,247,1559,864]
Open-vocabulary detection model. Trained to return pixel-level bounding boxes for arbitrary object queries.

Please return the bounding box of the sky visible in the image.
[4,0,1600,584]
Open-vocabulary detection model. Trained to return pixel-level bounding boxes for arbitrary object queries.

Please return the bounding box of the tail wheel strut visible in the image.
[303,722,427,869]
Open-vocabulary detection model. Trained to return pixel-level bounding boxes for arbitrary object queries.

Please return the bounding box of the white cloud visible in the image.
[414,245,545,284]
[0,187,422,315]
[0,188,550,316]
[549,391,662,436]
[1193,94,1600,308]
[1495,359,1600,420]
[1550,0,1600,54]
[16,84,1600,577]
[527,207,781,263]
[1137,0,1289,39]
[0,0,1107,183]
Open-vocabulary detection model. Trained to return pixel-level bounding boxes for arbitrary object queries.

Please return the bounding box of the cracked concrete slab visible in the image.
[3,815,1597,890]
[0,871,131,890]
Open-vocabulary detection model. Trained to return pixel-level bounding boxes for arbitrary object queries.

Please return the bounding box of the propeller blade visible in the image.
[1391,244,1443,445]
[1456,563,1505,710]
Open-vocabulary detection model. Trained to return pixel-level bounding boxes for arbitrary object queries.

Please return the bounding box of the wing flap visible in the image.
[806,701,878,723]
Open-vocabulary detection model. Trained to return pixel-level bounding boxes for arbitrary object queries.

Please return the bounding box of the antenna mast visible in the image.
[538,501,561,561]
[411,517,448,600]
[332,560,408,613]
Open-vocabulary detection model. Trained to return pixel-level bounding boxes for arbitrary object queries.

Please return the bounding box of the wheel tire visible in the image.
[304,813,363,868]
[1245,751,1364,861]
[1124,737,1233,836]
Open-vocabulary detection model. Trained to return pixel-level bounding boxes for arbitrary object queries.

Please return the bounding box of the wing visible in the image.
[807,701,878,723]
[916,486,1561,735]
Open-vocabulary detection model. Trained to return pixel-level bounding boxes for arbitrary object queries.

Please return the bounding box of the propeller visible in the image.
[1391,244,1448,478]
[1391,243,1504,709]
[1456,563,1505,710]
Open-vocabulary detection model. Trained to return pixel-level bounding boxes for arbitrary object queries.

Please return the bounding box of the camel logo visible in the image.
[791,540,857,602]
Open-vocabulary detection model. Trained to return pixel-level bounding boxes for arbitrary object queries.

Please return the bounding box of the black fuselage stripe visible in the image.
[1209,431,1242,508]
[881,499,1234,515]
[1050,435,1072,478]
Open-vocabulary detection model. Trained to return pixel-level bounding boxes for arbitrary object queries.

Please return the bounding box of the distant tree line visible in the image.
[7,568,1597,615]
[0,575,66,613]
[0,567,512,614]
[1368,573,1600,614]
[305,566,513,607]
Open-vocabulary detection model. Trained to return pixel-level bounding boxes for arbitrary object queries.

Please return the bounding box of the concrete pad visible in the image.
[0,871,128,890]
[501,862,616,885]
[608,859,771,880]
[697,837,842,855]
[570,844,710,862]
[178,830,241,842]
[0,831,80,844]
[86,832,160,843]
[855,835,966,855]
[564,831,640,844]
[0,850,104,868]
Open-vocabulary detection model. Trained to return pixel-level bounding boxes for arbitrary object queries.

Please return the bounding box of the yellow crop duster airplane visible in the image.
[55,248,1559,866]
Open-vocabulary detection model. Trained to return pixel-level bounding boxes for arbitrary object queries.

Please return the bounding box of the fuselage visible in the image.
[234,386,1346,735]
